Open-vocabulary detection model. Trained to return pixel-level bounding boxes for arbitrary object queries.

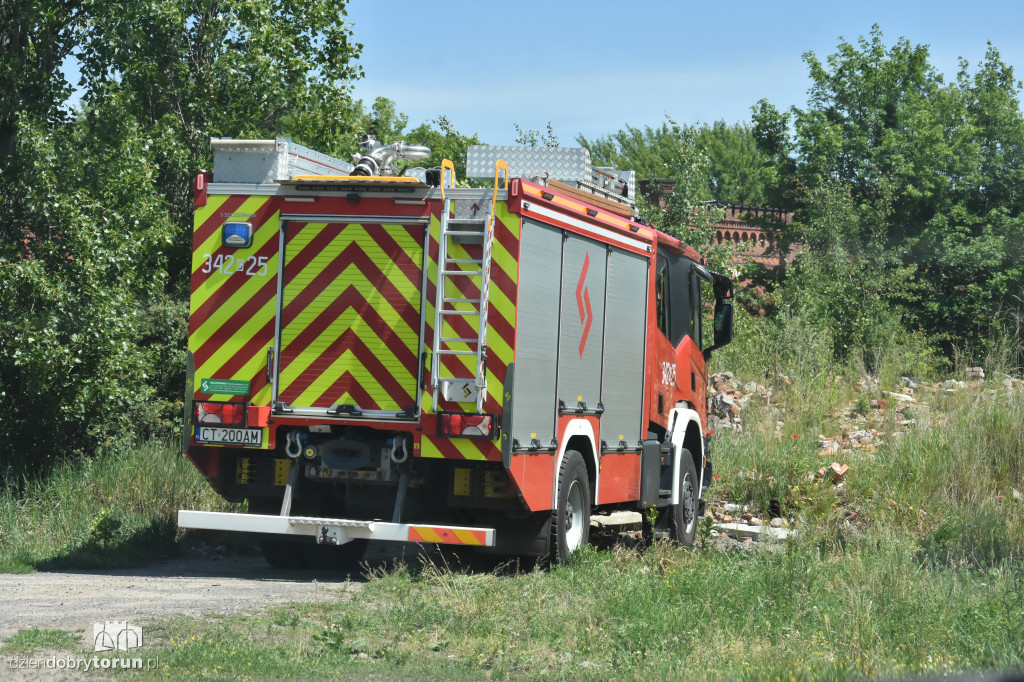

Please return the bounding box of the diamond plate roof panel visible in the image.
[466,145,591,182]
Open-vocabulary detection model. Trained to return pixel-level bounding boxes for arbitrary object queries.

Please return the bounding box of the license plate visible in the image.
[195,427,263,446]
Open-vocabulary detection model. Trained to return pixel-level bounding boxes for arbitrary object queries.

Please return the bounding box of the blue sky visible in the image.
[346,0,1024,145]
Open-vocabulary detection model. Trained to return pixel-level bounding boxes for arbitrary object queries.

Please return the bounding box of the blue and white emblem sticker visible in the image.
[222,222,253,248]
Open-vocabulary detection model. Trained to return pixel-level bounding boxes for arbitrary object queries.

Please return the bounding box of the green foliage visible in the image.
[73,0,366,274]
[513,122,559,147]
[755,26,1024,361]
[0,115,176,471]
[0,1,365,475]
[357,97,409,148]
[698,121,770,205]
[0,0,78,164]
[580,118,731,266]
[150,521,1024,679]
[0,439,237,571]
[405,115,482,181]
[580,119,771,206]
[580,119,711,200]
[348,97,484,181]
[89,507,121,547]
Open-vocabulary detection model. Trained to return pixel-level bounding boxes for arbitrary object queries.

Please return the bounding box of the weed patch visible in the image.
[1,629,79,653]
[0,440,237,572]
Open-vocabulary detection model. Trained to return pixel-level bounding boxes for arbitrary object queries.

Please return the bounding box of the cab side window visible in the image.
[667,253,692,347]
[690,269,702,348]
[656,248,704,348]
[656,256,670,338]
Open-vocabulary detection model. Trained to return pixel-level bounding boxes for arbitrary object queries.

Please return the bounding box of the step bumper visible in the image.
[177,510,496,547]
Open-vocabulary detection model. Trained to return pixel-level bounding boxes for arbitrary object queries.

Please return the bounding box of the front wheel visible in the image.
[550,450,591,565]
[669,449,699,547]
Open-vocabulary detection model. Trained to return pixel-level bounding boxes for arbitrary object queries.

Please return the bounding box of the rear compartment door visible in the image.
[272,217,428,418]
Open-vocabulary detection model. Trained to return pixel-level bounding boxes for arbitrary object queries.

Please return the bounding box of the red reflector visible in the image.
[195,401,246,426]
[247,405,271,427]
[437,413,498,439]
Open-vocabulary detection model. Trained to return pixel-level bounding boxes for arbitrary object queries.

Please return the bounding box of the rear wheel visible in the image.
[550,450,591,565]
[260,538,308,569]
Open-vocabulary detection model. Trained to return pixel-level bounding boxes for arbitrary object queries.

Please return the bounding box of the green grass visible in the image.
[0,629,79,653]
[2,316,1021,680]
[129,537,1023,681]
[113,370,1020,681]
[0,439,237,572]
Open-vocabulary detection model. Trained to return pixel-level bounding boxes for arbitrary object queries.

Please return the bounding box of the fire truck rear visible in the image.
[177,137,734,566]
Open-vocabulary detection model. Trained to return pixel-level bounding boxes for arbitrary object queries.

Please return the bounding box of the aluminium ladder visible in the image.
[431,159,508,413]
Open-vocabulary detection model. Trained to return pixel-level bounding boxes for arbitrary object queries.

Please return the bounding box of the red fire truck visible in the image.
[177,137,734,566]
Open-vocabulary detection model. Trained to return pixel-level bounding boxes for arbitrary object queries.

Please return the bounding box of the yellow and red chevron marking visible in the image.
[278,221,423,411]
[408,526,488,545]
[420,434,494,461]
[189,195,278,411]
[421,201,520,431]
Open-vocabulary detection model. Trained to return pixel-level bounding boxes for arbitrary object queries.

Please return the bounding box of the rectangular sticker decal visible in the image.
[200,378,251,395]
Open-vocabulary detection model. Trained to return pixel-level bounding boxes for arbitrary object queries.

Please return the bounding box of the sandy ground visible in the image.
[0,541,437,680]
[0,554,358,644]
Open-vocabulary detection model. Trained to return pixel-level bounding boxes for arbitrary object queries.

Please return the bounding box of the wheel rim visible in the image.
[681,472,696,534]
[565,479,585,550]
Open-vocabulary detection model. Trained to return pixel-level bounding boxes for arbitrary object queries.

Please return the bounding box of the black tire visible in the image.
[669,449,699,547]
[550,450,591,565]
[260,537,308,569]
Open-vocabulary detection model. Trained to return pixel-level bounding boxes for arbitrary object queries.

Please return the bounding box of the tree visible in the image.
[0,0,81,167]
[73,0,365,281]
[697,122,769,206]
[579,119,770,206]
[580,119,733,273]
[513,122,559,147]
[754,26,1024,359]
[0,0,365,475]
[406,116,482,181]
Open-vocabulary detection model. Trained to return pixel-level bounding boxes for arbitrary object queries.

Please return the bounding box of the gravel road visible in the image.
[0,554,359,645]
[0,542,444,680]
[0,539,439,647]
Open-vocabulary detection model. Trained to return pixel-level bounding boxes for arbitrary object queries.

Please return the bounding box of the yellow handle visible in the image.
[489,160,509,234]
[491,159,508,205]
[440,159,456,200]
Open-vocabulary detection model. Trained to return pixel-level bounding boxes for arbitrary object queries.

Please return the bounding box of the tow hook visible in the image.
[390,434,409,464]
[285,431,303,459]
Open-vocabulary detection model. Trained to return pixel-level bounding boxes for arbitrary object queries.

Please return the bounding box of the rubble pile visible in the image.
[709,501,795,547]
[706,369,1023,548]
[706,371,774,434]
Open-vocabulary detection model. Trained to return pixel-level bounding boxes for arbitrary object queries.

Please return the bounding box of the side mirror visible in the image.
[712,271,733,301]
[713,301,734,348]
[703,273,734,361]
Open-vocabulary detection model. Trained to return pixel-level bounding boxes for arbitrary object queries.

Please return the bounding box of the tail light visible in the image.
[437,413,498,439]
[194,401,247,426]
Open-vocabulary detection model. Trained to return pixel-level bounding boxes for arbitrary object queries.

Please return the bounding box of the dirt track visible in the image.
[0,553,364,646]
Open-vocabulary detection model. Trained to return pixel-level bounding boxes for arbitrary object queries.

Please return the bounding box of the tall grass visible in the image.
[131,331,1024,681]
[3,309,1022,680]
[141,537,1024,681]
[0,440,234,572]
